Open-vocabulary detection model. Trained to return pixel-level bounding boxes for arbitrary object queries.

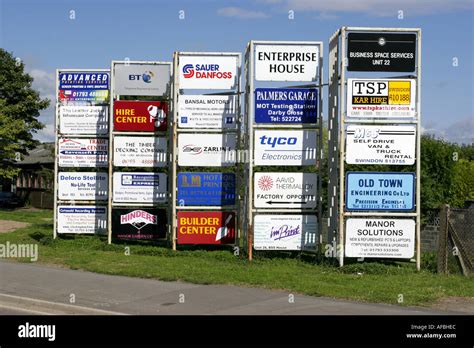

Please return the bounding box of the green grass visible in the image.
[0,208,472,307]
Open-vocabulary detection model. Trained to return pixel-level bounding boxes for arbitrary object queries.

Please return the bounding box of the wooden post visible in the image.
[437,204,449,274]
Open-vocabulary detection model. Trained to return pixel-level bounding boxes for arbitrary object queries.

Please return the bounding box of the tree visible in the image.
[0,49,49,179]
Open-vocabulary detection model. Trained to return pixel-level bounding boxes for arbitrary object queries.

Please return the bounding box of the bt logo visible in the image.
[259,135,297,148]
[129,71,154,83]
[182,64,194,78]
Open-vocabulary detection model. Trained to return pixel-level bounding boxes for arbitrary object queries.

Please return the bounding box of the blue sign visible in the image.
[59,72,109,90]
[177,172,236,206]
[346,172,415,211]
[255,88,318,124]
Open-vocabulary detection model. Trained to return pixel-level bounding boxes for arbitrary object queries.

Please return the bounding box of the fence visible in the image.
[438,203,474,276]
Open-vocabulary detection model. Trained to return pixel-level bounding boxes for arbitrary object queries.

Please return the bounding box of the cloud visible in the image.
[422,117,474,145]
[444,118,474,145]
[285,0,473,16]
[35,120,55,143]
[217,7,270,19]
[29,68,55,102]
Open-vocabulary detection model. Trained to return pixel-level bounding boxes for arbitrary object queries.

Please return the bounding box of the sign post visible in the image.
[327,27,421,269]
[109,61,172,244]
[171,52,242,250]
[54,69,110,238]
[244,41,323,259]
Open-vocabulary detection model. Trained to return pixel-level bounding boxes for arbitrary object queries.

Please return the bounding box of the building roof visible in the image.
[18,143,54,165]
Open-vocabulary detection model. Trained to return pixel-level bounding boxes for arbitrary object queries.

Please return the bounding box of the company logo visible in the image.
[147,104,166,127]
[259,135,297,147]
[128,71,154,83]
[182,64,194,78]
[120,210,157,232]
[182,64,232,79]
[142,71,154,83]
[378,37,386,46]
[258,175,273,191]
[182,145,202,155]
[269,224,301,241]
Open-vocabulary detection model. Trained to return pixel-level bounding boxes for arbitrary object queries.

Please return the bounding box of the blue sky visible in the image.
[1,0,473,144]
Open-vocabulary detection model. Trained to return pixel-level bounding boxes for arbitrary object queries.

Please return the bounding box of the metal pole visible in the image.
[171,53,179,251]
[416,30,422,271]
[53,69,59,239]
[247,41,255,261]
[107,63,115,245]
[318,42,324,253]
[338,28,347,267]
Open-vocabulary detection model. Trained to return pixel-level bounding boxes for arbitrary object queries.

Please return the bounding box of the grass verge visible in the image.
[0,208,472,307]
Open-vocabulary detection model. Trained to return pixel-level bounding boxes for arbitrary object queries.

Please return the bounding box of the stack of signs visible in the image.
[56,71,110,235]
[251,42,321,251]
[175,53,240,245]
[344,31,418,259]
[111,62,171,240]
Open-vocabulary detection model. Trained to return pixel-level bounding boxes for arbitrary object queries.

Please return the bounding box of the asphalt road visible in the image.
[0,260,463,315]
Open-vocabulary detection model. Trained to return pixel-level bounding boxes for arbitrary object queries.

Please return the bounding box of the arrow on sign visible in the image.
[266,201,308,205]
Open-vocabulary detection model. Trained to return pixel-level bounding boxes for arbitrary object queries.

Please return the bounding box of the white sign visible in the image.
[58,172,108,200]
[113,63,170,96]
[178,95,237,129]
[254,215,317,250]
[345,218,415,258]
[255,44,319,82]
[347,79,416,118]
[114,136,167,167]
[59,106,108,134]
[178,133,237,167]
[254,173,317,209]
[58,138,108,167]
[57,206,107,234]
[113,172,167,203]
[178,55,238,90]
[254,130,317,166]
[346,125,416,165]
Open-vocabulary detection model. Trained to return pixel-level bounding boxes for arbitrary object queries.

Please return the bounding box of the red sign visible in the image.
[113,100,168,131]
[177,211,236,245]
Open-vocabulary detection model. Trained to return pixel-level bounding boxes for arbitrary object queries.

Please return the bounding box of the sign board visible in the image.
[347,79,416,118]
[345,218,415,258]
[346,172,415,211]
[59,106,108,134]
[255,88,318,124]
[254,172,317,209]
[58,172,108,201]
[112,208,167,239]
[178,133,237,167]
[255,44,319,81]
[112,172,167,203]
[254,130,317,166]
[58,138,108,167]
[113,63,170,96]
[177,211,236,244]
[178,95,237,129]
[178,55,238,90]
[58,72,109,102]
[347,33,416,72]
[57,206,107,234]
[345,125,416,165]
[114,136,167,167]
[113,100,168,132]
[177,172,236,206]
[253,215,317,250]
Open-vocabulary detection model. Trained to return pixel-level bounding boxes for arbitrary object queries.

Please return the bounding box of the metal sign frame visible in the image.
[327,27,422,268]
[244,41,324,260]
[171,52,242,250]
[53,68,110,239]
[108,61,172,244]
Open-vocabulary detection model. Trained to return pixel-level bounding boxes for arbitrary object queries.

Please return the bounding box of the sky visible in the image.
[0,0,473,144]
